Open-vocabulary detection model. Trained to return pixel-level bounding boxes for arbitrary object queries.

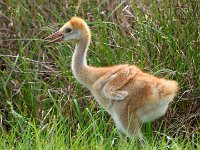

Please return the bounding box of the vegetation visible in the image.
[0,0,199,149]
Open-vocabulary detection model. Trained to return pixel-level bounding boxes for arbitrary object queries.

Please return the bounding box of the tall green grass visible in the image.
[0,0,199,149]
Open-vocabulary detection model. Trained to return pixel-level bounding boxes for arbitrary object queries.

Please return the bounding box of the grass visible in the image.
[0,0,199,149]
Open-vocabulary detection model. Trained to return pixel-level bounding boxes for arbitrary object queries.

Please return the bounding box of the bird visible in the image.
[44,17,179,142]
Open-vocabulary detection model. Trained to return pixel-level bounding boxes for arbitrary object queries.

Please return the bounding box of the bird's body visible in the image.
[45,17,179,141]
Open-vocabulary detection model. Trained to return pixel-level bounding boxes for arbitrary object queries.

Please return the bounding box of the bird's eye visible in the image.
[66,28,72,33]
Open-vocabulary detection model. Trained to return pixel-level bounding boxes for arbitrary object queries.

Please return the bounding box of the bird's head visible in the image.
[44,17,91,44]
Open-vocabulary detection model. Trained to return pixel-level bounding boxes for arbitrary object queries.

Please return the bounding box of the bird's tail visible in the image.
[158,80,179,97]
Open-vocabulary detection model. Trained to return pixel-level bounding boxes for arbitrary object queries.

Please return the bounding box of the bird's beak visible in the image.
[44,30,64,44]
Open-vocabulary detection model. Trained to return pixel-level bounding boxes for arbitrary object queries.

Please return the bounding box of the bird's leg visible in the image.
[126,115,145,147]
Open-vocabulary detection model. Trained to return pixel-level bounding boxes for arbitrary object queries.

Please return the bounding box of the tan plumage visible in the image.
[44,17,179,141]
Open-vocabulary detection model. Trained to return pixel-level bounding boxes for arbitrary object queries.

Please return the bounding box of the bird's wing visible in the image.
[94,65,140,100]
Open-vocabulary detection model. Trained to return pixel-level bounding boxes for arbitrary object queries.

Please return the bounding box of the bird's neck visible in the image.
[72,38,93,89]
[72,40,88,67]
